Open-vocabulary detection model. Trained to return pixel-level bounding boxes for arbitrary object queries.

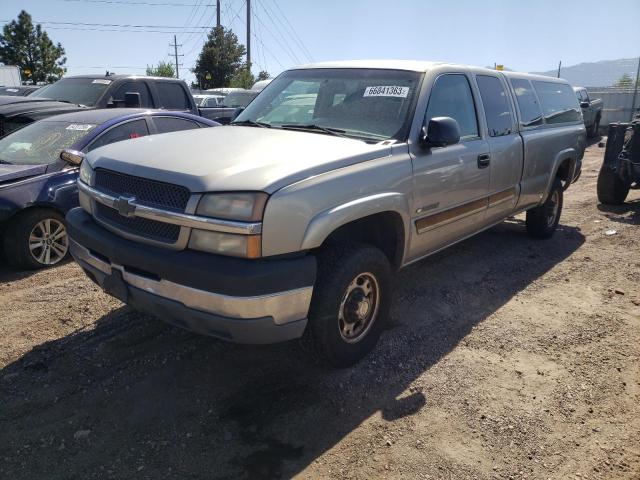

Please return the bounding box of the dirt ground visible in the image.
[0,140,638,480]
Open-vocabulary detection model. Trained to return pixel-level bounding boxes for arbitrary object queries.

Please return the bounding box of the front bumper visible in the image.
[67,207,316,344]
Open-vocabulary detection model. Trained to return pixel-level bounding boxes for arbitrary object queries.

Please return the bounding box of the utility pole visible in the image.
[557,60,562,78]
[170,35,183,79]
[216,0,220,28]
[246,0,251,72]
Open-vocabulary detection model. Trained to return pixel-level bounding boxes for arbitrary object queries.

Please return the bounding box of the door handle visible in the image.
[477,153,491,169]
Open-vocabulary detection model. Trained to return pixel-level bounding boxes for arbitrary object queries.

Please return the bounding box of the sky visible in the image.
[2,0,639,86]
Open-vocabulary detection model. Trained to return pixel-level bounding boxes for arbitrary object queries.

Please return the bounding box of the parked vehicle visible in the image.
[193,94,224,107]
[199,89,261,124]
[574,87,603,137]
[0,66,21,88]
[67,61,585,366]
[0,86,40,96]
[251,78,273,91]
[0,109,218,269]
[597,120,640,204]
[0,74,203,136]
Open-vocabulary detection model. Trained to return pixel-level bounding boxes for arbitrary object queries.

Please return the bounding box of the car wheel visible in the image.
[589,116,600,138]
[597,166,630,205]
[526,178,563,239]
[4,209,69,269]
[304,243,392,368]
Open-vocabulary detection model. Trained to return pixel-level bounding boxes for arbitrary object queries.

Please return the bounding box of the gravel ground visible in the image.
[0,140,638,480]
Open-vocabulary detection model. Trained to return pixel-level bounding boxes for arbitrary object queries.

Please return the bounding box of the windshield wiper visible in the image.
[231,119,271,128]
[0,159,12,165]
[280,124,350,139]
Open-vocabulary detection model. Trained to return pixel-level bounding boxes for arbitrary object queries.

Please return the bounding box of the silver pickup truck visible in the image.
[67,61,586,367]
[574,86,603,137]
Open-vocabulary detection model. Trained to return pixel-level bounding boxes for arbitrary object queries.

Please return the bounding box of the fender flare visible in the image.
[300,192,411,252]
[543,148,577,200]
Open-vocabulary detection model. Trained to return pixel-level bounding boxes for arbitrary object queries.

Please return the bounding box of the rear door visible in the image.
[408,72,491,260]
[475,74,523,222]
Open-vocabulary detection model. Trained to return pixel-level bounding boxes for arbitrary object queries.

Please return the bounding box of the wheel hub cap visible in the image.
[338,272,380,343]
[28,218,68,266]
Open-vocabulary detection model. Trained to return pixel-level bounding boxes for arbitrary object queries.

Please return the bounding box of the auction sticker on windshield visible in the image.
[66,124,96,131]
[363,86,409,98]
[92,79,112,84]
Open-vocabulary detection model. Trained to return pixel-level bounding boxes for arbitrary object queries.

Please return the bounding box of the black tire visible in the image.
[304,243,392,368]
[3,209,69,270]
[588,116,600,138]
[597,166,630,205]
[526,178,563,239]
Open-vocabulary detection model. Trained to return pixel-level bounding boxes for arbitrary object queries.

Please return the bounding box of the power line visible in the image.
[259,0,309,63]
[250,3,299,65]
[58,0,214,5]
[271,0,313,62]
[0,19,209,29]
[42,26,207,33]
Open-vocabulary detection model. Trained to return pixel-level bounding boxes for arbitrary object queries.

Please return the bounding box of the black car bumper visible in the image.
[66,207,316,344]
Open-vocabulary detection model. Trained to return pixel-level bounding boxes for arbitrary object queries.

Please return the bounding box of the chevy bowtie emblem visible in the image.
[113,195,136,217]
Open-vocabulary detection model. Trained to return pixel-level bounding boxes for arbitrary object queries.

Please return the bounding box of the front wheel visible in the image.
[588,116,600,138]
[3,209,69,269]
[305,244,392,368]
[526,178,563,239]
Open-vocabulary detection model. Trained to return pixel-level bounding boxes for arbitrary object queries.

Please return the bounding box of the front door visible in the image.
[407,73,491,262]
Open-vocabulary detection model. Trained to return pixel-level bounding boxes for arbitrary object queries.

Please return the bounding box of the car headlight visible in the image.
[196,192,268,221]
[79,160,94,185]
[190,192,267,257]
[188,230,261,258]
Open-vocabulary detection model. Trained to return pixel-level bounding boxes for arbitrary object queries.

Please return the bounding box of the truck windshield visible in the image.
[234,68,422,142]
[0,121,96,165]
[30,77,112,106]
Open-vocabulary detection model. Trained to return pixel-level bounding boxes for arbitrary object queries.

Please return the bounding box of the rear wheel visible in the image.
[597,166,630,205]
[4,209,69,269]
[305,243,391,368]
[588,116,600,138]
[526,178,563,239]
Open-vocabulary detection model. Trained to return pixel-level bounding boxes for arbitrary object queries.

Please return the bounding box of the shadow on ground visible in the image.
[0,221,585,480]
[597,198,640,225]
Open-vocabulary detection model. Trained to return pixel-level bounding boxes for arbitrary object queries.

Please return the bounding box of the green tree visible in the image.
[146,61,175,78]
[229,65,255,89]
[616,73,634,87]
[193,26,246,89]
[0,10,66,84]
[257,70,270,81]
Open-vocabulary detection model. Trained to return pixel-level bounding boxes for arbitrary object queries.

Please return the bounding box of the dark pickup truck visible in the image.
[574,87,603,137]
[0,74,235,135]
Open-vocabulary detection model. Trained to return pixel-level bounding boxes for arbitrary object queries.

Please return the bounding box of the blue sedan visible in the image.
[0,109,219,269]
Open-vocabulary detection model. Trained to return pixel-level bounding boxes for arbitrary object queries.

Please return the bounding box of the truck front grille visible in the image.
[95,203,181,243]
[92,169,190,245]
[94,169,190,212]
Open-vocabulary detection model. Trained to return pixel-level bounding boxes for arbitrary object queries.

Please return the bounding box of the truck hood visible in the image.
[0,163,48,186]
[0,96,87,118]
[87,126,393,193]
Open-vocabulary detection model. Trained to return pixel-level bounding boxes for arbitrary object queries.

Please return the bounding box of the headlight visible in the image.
[196,192,268,222]
[189,230,261,258]
[79,160,94,185]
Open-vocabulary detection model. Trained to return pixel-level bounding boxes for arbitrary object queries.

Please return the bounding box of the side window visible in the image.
[582,90,590,103]
[476,75,514,137]
[425,74,478,138]
[112,82,153,107]
[88,119,149,151]
[153,116,200,133]
[156,82,191,109]
[509,78,543,127]
[532,81,581,124]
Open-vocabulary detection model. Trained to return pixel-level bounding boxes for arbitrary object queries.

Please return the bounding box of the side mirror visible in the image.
[420,116,461,148]
[231,107,244,121]
[124,92,141,108]
[60,149,85,166]
[580,101,590,108]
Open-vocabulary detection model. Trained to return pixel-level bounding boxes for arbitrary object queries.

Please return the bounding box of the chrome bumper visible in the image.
[70,238,312,326]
